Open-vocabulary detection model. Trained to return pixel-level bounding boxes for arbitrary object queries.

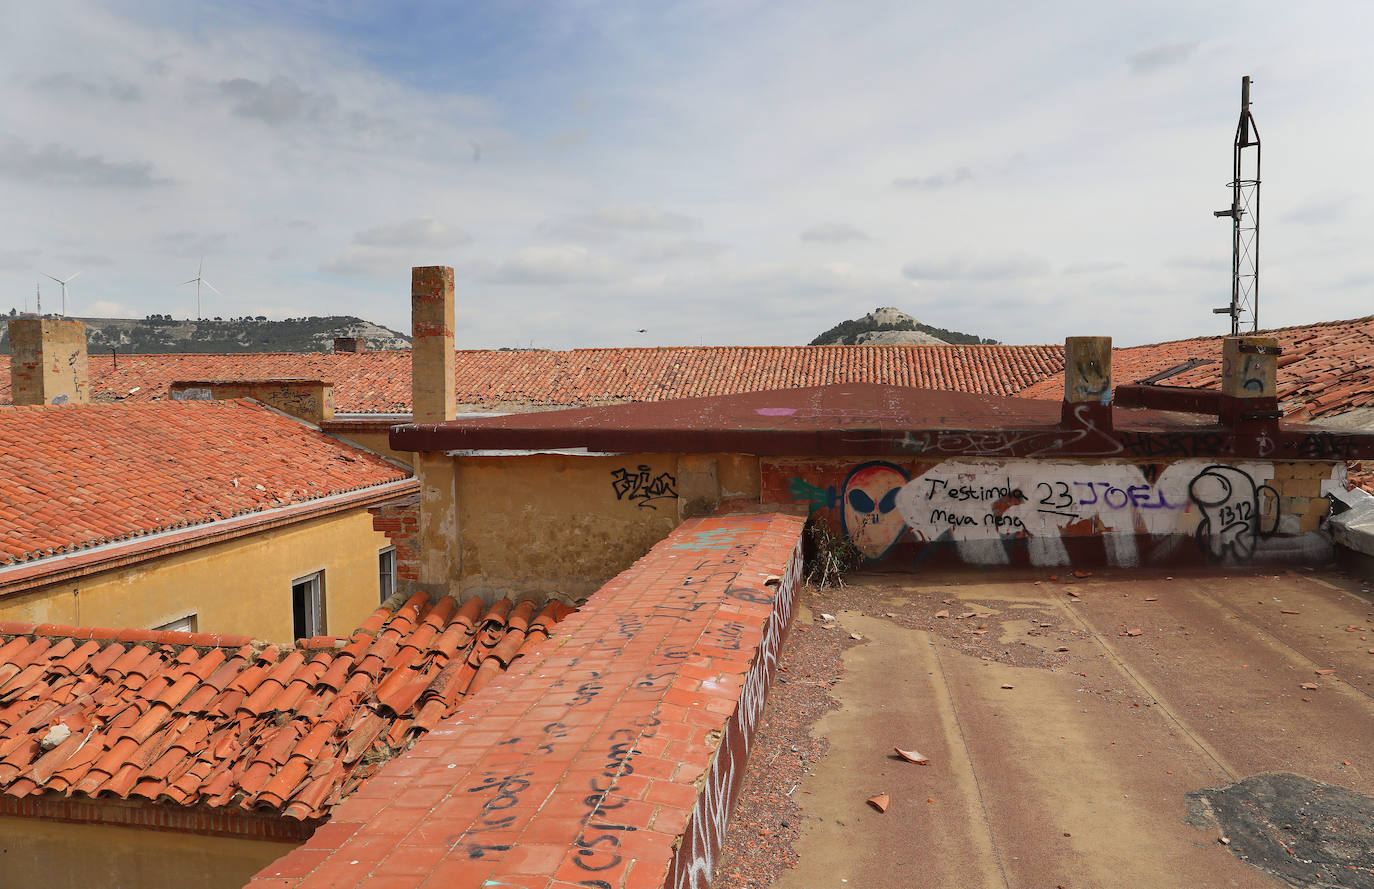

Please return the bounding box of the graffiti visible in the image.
[895,404,1124,459]
[668,535,803,889]
[570,716,660,881]
[787,458,1303,568]
[611,466,678,509]
[457,768,534,858]
[1189,465,1279,562]
[790,462,910,559]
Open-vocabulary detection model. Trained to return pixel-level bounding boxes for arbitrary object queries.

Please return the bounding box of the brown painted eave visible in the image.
[389,383,1374,461]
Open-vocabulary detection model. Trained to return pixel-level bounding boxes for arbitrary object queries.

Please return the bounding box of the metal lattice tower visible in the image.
[1213,76,1261,335]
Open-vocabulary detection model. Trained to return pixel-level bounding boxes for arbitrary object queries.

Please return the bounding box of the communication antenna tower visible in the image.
[1212,76,1261,335]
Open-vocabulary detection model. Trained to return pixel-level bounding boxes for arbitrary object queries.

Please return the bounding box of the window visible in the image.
[292,572,325,639]
[154,614,197,633]
[379,547,396,603]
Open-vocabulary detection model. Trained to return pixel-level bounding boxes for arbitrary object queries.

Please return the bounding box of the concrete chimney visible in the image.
[333,336,366,353]
[411,266,455,424]
[1219,335,1280,425]
[8,318,90,406]
[1061,336,1112,427]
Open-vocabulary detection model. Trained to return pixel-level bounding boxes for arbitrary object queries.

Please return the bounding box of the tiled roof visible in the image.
[0,400,409,566]
[0,345,1065,413]
[0,592,573,821]
[1017,316,1374,420]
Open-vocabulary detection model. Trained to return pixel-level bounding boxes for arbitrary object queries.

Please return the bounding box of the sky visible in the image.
[3,1,1373,349]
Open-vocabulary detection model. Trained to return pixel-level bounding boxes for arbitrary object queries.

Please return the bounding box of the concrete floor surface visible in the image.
[759,568,1374,889]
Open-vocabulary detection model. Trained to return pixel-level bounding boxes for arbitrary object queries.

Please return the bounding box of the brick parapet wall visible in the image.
[246,511,805,889]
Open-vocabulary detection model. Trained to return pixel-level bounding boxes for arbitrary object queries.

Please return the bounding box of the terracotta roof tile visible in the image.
[0,345,1065,414]
[0,399,410,568]
[1017,315,1374,420]
[0,595,570,821]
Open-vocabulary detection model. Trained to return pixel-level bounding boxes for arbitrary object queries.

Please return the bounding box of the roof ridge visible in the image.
[0,620,260,650]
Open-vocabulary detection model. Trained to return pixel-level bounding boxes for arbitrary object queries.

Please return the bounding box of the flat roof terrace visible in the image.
[723,567,1374,889]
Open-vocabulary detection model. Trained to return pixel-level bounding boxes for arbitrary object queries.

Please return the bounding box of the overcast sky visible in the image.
[3,1,1372,348]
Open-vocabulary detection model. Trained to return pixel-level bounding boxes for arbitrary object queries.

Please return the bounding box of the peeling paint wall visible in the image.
[768,457,1345,568]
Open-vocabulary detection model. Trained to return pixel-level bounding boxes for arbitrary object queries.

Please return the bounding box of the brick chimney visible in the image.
[408,266,459,601]
[333,336,367,353]
[8,317,89,406]
[411,266,455,424]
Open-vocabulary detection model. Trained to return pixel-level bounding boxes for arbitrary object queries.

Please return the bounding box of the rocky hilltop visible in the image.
[0,313,410,354]
[809,307,997,346]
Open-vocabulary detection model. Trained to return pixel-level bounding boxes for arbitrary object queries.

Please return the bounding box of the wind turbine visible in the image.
[41,271,81,316]
[180,258,221,320]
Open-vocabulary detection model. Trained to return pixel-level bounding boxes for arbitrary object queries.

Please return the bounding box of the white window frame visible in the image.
[379,547,396,603]
[154,613,198,634]
[292,571,326,639]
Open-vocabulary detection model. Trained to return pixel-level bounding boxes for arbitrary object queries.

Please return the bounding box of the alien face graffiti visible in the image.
[841,462,910,559]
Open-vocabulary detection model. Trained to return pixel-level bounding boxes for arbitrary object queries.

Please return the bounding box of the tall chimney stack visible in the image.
[8,317,90,406]
[410,266,456,423]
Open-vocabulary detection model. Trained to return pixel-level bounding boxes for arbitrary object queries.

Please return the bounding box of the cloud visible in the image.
[320,247,409,279]
[902,255,1051,282]
[1062,260,1126,275]
[629,239,724,262]
[354,217,472,248]
[87,299,131,316]
[157,231,228,256]
[482,245,617,286]
[0,137,169,188]
[800,223,870,244]
[539,206,702,241]
[1128,41,1198,75]
[33,72,142,103]
[57,252,115,267]
[0,248,40,270]
[892,167,973,191]
[218,76,338,125]
[322,218,474,278]
[1282,196,1350,225]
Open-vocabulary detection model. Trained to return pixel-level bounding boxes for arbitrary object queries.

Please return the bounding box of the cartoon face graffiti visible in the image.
[1188,464,1279,562]
[840,462,910,559]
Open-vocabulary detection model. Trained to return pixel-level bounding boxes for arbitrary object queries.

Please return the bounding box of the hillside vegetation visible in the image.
[0,313,410,354]
[809,307,998,346]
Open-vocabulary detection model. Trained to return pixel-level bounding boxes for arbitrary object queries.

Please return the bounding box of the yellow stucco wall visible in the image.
[0,815,296,889]
[0,508,394,643]
[455,453,694,601]
[327,428,414,467]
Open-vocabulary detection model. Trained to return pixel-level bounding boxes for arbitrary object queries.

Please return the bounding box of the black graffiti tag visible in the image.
[611,465,679,509]
[1188,464,1280,563]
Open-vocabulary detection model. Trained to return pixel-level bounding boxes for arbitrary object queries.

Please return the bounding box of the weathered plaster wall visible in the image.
[0,818,295,889]
[768,456,1345,568]
[455,453,689,600]
[0,508,393,642]
[0,814,295,889]
[326,428,414,466]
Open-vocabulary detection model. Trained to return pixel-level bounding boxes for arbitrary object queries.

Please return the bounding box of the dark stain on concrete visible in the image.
[1186,773,1374,888]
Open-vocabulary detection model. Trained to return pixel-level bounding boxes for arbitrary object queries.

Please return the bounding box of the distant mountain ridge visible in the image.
[809,307,998,346]
[0,314,410,354]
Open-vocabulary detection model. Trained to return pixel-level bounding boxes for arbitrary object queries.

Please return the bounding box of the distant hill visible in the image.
[0,313,410,354]
[809,307,998,346]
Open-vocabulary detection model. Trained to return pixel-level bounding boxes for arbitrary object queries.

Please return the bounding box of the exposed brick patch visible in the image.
[370,494,421,587]
[245,512,805,889]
